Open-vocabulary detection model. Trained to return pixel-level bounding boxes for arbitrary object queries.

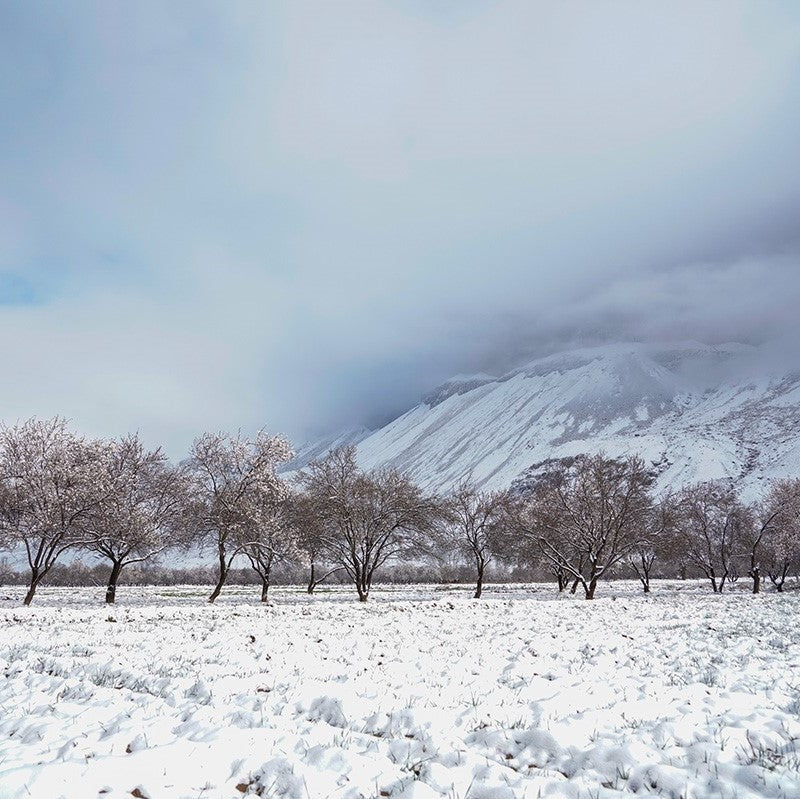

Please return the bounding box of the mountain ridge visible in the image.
[287,342,800,500]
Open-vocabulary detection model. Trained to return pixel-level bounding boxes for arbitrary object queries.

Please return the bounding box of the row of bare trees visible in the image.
[0,419,435,605]
[458,455,800,599]
[0,418,294,605]
[1,417,799,604]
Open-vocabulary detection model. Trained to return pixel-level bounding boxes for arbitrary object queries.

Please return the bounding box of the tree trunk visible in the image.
[474,563,484,599]
[23,579,39,606]
[208,550,228,604]
[23,566,43,606]
[570,577,580,595]
[356,579,369,602]
[752,567,760,594]
[208,575,225,603]
[709,574,719,593]
[556,570,568,592]
[260,577,269,603]
[105,559,123,604]
[307,559,316,594]
[585,578,597,600]
[634,553,653,594]
[769,564,788,592]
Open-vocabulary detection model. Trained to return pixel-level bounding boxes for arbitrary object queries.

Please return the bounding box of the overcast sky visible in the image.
[1,1,799,454]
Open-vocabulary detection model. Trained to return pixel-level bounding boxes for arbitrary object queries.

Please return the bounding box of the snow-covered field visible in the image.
[1,583,799,799]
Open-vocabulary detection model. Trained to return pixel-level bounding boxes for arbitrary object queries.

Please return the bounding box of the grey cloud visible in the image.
[0,1,799,454]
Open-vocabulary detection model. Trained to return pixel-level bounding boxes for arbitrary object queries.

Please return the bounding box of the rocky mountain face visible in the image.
[290,342,800,500]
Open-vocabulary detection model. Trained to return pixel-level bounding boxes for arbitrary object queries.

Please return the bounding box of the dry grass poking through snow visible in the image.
[0,583,799,799]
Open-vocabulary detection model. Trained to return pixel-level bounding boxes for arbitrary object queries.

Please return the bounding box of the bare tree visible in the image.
[84,434,190,603]
[760,479,800,591]
[671,482,746,593]
[0,418,109,605]
[505,490,578,592]
[444,480,512,598]
[242,495,299,602]
[288,491,343,593]
[298,446,437,601]
[628,493,677,593]
[187,430,292,603]
[739,497,787,594]
[512,454,653,599]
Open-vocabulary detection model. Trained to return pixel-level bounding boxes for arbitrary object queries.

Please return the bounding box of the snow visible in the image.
[1,583,799,799]
[319,342,800,499]
[284,426,373,474]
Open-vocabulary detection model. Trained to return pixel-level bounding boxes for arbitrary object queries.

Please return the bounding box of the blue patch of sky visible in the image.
[0,272,38,306]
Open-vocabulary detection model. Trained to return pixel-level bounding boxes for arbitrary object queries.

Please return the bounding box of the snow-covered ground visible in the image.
[1,583,799,799]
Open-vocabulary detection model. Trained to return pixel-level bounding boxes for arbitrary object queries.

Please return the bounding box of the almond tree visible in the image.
[298,446,437,601]
[671,482,746,592]
[288,491,343,593]
[242,495,299,602]
[760,479,800,591]
[506,485,577,592]
[513,454,653,599]
[740,494,788,594]
[444,480,512,598]
[628,493,677,593]
[0,417,109,605]
[187,430,292,603]
[84,434,191,604]
[499,499,568,592]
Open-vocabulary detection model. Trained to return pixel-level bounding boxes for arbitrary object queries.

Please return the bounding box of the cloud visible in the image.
[0,0,799,454]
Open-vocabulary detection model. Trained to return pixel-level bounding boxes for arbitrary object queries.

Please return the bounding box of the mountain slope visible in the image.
[326,342,800,499]
[287,425,372,472]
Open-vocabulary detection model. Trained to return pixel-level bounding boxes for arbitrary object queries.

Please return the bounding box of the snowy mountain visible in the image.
[291,342,800,499]
[287,425,373,472]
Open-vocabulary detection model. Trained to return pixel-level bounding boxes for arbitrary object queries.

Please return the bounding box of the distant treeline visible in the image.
[0,558,544,589]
